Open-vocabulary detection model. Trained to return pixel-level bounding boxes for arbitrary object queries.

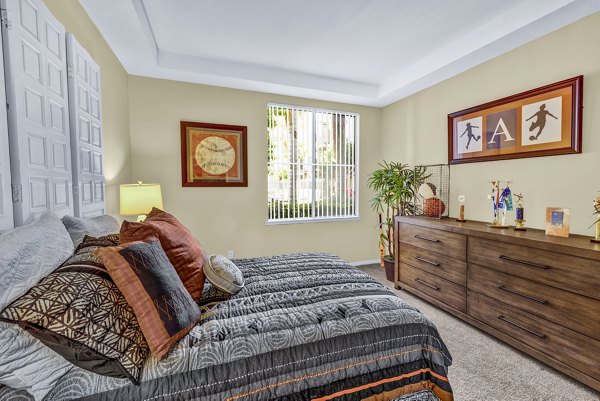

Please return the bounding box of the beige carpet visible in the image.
[359,264,600,401]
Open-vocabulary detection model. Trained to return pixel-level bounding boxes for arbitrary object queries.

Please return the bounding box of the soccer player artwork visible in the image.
[448,76,582,164]
[180,121,248,187]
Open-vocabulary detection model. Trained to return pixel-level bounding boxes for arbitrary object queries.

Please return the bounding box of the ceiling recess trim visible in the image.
[81,0,600,107]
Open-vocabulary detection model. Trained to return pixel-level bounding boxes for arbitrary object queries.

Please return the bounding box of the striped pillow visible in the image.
[95,239,201,359]
[119,208,206,301]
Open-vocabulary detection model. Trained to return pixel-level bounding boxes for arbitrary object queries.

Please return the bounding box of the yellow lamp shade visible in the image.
[120,182,163,219]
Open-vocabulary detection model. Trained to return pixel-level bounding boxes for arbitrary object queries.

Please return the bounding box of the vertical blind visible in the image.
[267,104,359,222]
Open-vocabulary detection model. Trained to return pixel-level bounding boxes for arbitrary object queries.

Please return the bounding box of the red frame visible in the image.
[180,121,248,187]
[448,76,583,164]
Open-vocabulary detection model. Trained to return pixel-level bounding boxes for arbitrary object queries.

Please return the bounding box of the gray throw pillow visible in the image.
[61,215,120,246]
[0,213,74,311]
[204,255,244,294]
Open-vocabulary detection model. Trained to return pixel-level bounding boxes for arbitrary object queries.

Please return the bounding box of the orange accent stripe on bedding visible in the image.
[362,381,434,401]
[225,347,445,401]
[311,368,449,401]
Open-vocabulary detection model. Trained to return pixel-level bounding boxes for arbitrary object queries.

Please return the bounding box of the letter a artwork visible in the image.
[486,109,517,150]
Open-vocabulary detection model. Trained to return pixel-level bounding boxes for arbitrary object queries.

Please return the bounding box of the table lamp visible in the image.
[120,181,163,221]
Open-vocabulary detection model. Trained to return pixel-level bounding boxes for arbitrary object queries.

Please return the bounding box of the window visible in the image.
[267,104,359,223]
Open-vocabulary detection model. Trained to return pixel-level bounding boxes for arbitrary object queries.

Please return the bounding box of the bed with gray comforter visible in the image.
[1,252,452,401]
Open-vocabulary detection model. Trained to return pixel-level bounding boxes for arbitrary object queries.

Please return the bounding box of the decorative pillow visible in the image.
[0,213,74,311]
[204,255,245,294]
[0,264,149,384]
[61,214,120,247]
[59,234,120,278]
[119,208,206,301]
[95,239,202,359]
[197,280,233,309]
[0,321,72,401]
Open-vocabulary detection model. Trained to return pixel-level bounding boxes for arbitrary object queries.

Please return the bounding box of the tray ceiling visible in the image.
[80,0,600,106]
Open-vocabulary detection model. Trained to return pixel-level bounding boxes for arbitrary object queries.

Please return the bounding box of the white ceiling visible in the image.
[80,0,600,107]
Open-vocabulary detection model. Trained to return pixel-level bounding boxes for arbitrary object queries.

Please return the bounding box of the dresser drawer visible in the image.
[399,243,466,286]
[400,262,466,312]
[398,223,466,261]
[468,291,600,380]
[468,236,600,300]
[468,264,600,341]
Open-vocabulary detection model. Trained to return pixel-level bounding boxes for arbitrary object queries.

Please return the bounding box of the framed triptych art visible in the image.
[448,76,583,164]
[181,121,248,187]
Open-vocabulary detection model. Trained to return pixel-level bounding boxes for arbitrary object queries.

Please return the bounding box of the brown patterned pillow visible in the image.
[0,266,149,383]
[95,239,202,359]
[58,234,120,278]
[119,208,206,301]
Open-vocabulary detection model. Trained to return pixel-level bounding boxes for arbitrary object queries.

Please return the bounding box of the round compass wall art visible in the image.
[181,121,248,187]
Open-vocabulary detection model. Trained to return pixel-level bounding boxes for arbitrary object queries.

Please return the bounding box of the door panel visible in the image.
[0,26,14,231]
[2,0,73,225]
[66,33,104,217]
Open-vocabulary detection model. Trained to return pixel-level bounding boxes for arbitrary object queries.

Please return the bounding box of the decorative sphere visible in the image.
[418,183,436,199]
[423,198,446,217]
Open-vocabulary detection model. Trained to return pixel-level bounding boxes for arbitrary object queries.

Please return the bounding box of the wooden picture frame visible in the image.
[545,207,570,238]
[181,121,248,187]
[448,76,583,164]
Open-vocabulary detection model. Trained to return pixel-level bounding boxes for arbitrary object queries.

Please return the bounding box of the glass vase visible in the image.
[595,216,600,242]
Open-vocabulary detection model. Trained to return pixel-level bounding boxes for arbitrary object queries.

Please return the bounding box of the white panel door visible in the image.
[0,27,14,231]
[66,33,104,217]
[1,0,73,225]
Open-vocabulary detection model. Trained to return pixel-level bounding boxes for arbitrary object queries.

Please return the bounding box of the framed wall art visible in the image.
[448,76,583,164]
[181,121,248,187]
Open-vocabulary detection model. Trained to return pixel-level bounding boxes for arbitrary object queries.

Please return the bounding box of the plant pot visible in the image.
[383,256,395,282]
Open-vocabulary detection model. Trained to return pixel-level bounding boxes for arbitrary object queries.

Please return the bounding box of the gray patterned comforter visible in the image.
[0,253,452,401]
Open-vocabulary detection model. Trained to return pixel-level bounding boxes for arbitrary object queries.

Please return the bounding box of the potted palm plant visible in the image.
[368,162,428,281]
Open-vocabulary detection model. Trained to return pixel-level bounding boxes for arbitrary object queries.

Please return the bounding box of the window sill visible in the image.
[266,216,360,225]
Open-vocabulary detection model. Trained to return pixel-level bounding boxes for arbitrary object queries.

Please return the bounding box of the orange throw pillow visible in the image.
[120,208,206,301]
[95,239,201,359]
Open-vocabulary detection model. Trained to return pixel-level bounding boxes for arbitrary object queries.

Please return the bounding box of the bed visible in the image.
[1,252,452,401]
[0,212,452,401]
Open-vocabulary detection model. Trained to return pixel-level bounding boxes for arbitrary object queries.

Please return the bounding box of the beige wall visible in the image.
[40,0,600,254]
[128,77,382,262]
[44,0,131,216]
[381,12,600,236]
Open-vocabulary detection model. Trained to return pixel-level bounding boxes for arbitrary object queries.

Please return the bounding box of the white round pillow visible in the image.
[204,255,245,295]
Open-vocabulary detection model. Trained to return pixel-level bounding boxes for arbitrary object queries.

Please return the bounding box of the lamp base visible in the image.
[136,214,146,222]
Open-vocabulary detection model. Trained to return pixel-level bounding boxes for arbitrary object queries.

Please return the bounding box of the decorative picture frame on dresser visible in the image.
[180,121,248,187]
[545,207,570,238]
[448,76,583,164]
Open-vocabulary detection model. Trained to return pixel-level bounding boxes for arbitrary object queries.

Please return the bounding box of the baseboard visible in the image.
[349,259,380,267]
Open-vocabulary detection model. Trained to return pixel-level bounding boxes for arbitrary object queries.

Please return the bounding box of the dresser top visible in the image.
[396,216,600,261]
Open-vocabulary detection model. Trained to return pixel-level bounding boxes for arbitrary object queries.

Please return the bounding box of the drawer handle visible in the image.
[499,255,550,270]
[499,286,548,305]
[415,256,441,266]
[414,234,440,243]
[497,315,547,339]
[414,278,440,291]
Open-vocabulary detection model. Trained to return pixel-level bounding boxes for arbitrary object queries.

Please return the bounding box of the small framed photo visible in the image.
[545,207,570,238]
[180,121,248,187]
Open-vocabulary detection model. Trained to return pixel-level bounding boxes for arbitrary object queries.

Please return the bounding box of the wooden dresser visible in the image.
[394,216,600,392]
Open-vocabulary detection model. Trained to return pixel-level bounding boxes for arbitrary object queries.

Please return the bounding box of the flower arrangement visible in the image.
[594,196,600,216]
